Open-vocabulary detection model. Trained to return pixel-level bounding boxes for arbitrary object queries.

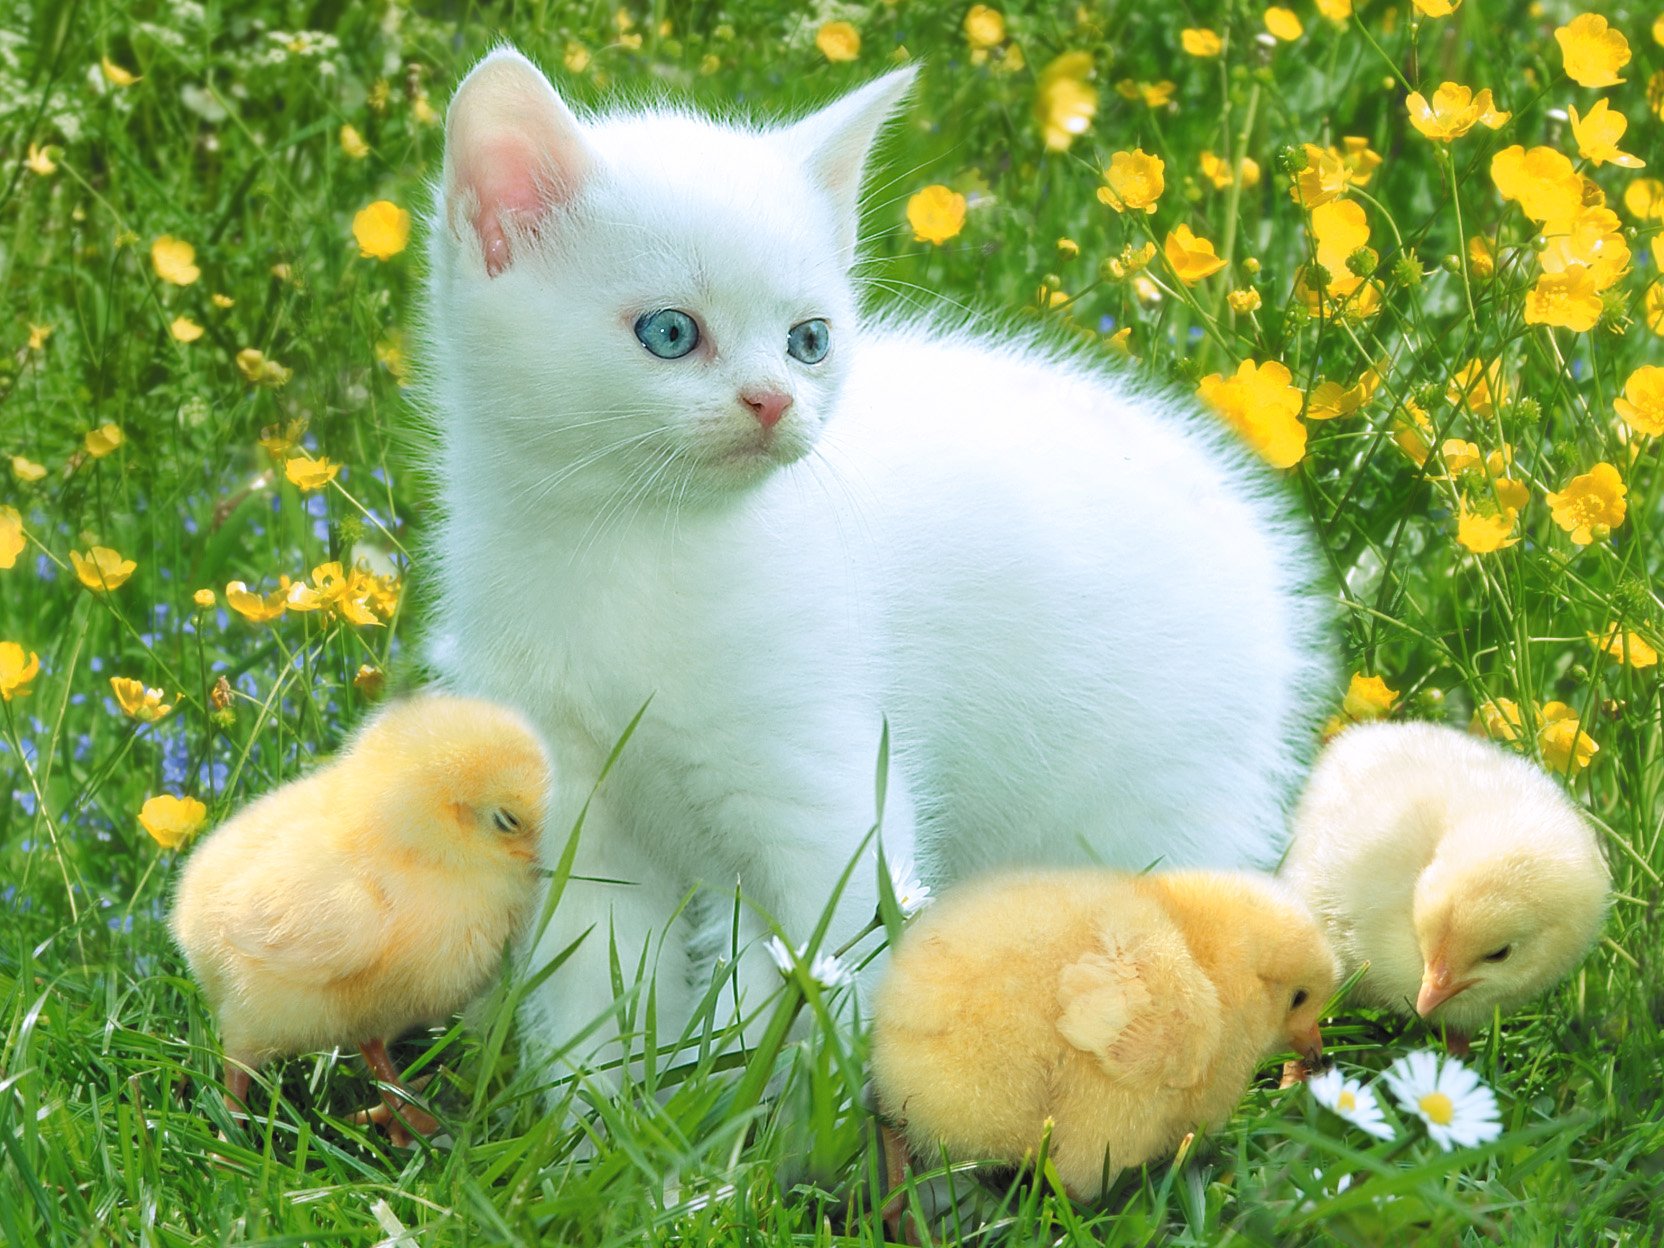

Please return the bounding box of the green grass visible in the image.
[4,0,1664,1242]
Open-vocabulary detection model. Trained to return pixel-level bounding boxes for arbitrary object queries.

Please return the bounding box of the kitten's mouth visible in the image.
[701,425,812,473]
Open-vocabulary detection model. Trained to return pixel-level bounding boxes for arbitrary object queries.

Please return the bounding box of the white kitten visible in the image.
[421,47,1334,1088]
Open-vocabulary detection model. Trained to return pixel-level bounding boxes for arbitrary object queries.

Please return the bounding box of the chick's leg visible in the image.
[878,1122,915,1244]
[223,1061,251,1118]
[359,1038,439,1147]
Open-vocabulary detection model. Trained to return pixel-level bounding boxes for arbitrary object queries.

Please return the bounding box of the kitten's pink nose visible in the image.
[742,390,792,429]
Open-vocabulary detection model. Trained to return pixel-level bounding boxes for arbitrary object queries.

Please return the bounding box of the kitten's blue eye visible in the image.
[635,309,700,359]
[787,319,831,365]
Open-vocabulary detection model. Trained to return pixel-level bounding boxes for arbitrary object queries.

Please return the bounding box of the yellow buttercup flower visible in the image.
[1102,241,1157,280]
[139,795,208,849]
[1467,236,1495,279]
[906,185,967,244]
[1524,266,1603,331]
[0,641,41,701]
[1291,145,1350,207]
[1097,149,1163,213]
[1035,52,1097,152]
[12,455,46,482]
[226,580,288,623]
[1389,400,1434,466]
[1342,673,1398,720]
[1264,7,1303,40]
[1196,359,1307,469]
[1537,702,1598,777]
[27,323,51,351]
[1227,288,1262,313]
[1590,624,1658,669]
[1405,83,1509,141]
[1181,28,1222,56]
[1308,368,1381,420]
[339,123,370,159]
[1310,199,1368,268]
[1200,151,1260,190]
[285,456,340,491]
[1540,206,1629,291]
[101,55,139,88]
[1316,0,1354,21]
[1114,79,1176,109]
[1473,697,1523,742]
[815,20,860,62]
[193,588,216,609]
[84,423,124,457]
[0,506,23,570]
[964,6,1005,49]
[1546,462,1626,545]
[1568,100,1644,168]
[1555,13,1630,88]
[170,316,204,343]
[110,677,173,723]
[1456,503,1521,553]
[150,236,200,285]
[71,546,137,591]
[1447,358,1508,417]
[1615,365,1664,436]
[1622,178,1664,221]
[1649,285,1664,336]
[25,143,56,176]
[1412,0,1460,14]
[236,348,293,388]
[1164,226,1228,285]
[352,200,411,260]
[1491,145,1581,223]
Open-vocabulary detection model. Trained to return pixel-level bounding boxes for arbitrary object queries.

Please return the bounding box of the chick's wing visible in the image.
[1055,924,1222,1090]
[223,869,393,986]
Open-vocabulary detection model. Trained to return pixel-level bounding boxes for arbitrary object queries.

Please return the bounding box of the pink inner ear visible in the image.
[444,52,593,277]
[464,135,557,277]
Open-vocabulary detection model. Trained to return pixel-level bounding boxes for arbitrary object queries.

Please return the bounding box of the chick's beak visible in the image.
[1416,961,1476,1017]
[1292,1023,1324,1063]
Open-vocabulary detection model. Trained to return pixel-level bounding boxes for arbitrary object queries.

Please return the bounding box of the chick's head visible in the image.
[349,693,552,868]
[1412,846,1609,1031]
[1248,898,1340,1063]
[1155,872,1339,1061]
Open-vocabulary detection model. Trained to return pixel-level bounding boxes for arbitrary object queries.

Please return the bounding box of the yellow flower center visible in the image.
[1337,1090,1357,1111]
[1418,1091,1455,1125]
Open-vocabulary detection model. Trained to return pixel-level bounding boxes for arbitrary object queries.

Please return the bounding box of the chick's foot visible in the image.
[358,1039,440,1147]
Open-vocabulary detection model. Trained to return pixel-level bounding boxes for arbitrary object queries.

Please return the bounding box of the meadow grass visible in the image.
[4,0,1664,1242]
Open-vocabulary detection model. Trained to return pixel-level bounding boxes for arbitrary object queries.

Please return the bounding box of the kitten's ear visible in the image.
[785,67,917,258]
[443,47,595,276]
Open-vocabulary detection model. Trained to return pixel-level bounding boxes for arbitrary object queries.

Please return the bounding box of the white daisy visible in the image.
[887,857,933,917]
[808,951,853,990]
[763,935,794,977]
[762,936,852,991]
[1382,1050,1502,1151]
[1308,1067,1396,1141]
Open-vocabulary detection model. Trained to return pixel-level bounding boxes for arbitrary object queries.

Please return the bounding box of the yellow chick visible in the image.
[1282,721,1609,1051]
[170,693,550,1144]
[869,869,1336,1202]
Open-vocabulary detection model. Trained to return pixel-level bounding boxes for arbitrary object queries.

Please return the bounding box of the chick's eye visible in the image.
[635,309,700,359]
[491,809,521,834]
[787,318,830,364]
[1290,989,1309,1010]
[1483,945,1512,963]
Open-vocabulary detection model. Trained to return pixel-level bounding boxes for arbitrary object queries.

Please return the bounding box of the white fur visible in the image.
[418,48,1335,1086]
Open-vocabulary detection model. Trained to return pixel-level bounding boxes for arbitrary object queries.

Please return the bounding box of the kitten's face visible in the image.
[430,52,911,510]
